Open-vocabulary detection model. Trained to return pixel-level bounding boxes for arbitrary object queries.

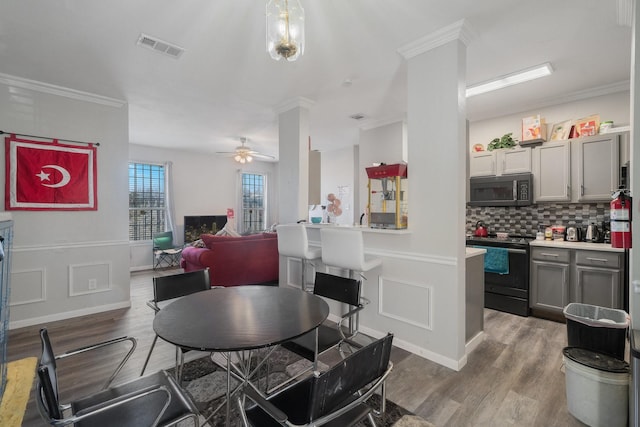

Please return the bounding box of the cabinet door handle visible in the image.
[540,253,559,257]
[567,185,570,197]
[581,185,585,196]
[586,257,608,263]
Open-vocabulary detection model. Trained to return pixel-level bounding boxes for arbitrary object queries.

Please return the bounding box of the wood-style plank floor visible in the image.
[7,269,585,426]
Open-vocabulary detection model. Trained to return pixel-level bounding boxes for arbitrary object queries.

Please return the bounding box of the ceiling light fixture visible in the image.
[234,148,253,164]
[465,63,553,97]
[266,0,305,62]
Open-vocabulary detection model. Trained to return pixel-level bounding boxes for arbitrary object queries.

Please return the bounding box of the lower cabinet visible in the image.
[530,248,570,313]
[530,247,623,316]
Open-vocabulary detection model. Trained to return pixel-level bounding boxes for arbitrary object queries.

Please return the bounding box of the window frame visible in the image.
[239,172,268,234]
[128,162,167,242]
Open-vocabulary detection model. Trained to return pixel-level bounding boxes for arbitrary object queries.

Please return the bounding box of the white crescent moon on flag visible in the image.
[41,165,71,188]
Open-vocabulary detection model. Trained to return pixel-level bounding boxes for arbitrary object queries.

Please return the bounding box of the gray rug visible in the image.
[169,348,423,426]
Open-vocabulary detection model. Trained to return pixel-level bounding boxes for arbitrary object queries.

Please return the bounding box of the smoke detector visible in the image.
[136,33,185,59]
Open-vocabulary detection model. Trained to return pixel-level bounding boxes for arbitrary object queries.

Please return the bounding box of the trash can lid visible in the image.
[563,347,629,373]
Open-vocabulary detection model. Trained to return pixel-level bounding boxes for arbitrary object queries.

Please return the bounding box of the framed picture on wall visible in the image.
[550,120,572,140]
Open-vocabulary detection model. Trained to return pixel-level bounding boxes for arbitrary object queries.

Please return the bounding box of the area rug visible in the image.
[169,349,418,427]
[0,357,37,427]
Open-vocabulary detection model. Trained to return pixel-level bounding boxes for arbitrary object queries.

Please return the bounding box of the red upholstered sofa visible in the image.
[180,233,279,287]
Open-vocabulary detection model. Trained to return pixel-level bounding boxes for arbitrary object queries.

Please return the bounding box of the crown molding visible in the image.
[274,96,316,114]
[0,73,126,108]
[397,19,477,60]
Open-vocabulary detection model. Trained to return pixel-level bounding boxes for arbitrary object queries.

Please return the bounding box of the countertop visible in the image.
[466,247,486,258]
[304,223,411,234]
[529,239,624,252]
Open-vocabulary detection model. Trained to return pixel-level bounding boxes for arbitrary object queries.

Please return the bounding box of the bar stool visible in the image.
[320,228,382,281]
[277,224,322,291]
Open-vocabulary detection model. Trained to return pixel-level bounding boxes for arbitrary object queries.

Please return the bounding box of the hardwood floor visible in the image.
[7,269,584,426]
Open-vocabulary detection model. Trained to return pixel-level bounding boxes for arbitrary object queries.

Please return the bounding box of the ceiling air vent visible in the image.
[136,33,185,59]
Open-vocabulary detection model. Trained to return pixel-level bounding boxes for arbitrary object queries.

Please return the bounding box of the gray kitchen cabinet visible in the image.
[530,247,570,314]
[469,147,531,177]
[533,141,571,202]
[576,133,620,202]
[572,250,623,309]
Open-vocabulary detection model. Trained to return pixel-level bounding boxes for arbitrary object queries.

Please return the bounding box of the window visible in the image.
[129,162,166,240]
[241,173,266,233]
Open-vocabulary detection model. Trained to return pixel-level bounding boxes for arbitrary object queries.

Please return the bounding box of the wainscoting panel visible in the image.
[10,268,46,306]
[378,275,433,331]
[68,262,112,296]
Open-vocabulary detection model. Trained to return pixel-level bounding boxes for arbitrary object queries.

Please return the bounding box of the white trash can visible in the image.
[563,347,630,427]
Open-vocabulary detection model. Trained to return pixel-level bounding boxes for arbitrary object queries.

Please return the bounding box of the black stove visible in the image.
[465,233,534,317]
[466,234,534,248]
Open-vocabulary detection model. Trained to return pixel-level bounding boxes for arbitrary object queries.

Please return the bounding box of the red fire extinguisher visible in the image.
[610,189,632,248]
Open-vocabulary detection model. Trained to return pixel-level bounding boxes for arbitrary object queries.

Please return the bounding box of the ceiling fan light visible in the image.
[246,155,253,163]
[266,0,305,62]
[234,154,242,162]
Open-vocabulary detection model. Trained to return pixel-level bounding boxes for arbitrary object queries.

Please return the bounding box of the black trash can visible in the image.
[563,303,629,360]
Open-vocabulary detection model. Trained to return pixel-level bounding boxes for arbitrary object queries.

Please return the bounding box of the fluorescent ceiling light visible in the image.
[466,63,553,97]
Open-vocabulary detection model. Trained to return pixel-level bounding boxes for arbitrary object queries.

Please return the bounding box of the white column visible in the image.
[276,97,315,224]
[398,19,475,362]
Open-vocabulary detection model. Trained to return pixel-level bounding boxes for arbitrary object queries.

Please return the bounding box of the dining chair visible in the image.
[36,328,200,427]
[276,223,321,291]
[153,231,183,270]
[269,272,365,392]
[140,268,211,380]
[237,333,394,427]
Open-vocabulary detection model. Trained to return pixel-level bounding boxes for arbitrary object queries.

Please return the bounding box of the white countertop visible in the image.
[529,239,624,252]
[304,223,411,234]
[466,247,486,258]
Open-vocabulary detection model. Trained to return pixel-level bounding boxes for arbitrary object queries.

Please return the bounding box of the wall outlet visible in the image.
[88,279,97,290]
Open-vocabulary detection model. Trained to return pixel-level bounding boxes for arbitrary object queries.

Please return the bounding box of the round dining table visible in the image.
[153,285,329,352]
[153,285,330,426]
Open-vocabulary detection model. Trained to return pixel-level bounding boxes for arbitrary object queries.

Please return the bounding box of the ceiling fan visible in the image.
[216,137,275,163]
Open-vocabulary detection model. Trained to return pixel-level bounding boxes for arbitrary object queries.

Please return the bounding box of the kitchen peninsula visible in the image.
[278,224,485,370]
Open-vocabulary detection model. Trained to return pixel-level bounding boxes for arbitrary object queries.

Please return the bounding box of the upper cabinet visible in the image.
[469,147,531,177]
[533,141,571,202]
[576,134,619,202]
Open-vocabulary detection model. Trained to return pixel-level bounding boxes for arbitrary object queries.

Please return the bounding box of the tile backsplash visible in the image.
[466,203,610,236]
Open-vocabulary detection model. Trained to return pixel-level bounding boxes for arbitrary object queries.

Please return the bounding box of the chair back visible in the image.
[153,268,210,303]
[313,272,361,307]
[276,224,308,258]
[307,333,394,421]
[153,231,176,250]
[320,228,365,271]
[36,328,63,420]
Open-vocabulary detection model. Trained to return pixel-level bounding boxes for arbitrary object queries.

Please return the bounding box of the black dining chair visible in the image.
[269,272,365,392]
[36,327,200,427]
[237,333,394,427]
[140,268,211,380]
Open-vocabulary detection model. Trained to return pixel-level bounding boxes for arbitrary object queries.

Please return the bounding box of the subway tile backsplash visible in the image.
[466,203,609,236]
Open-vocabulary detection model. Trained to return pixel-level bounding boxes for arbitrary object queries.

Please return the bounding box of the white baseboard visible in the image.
[9,301,131,330]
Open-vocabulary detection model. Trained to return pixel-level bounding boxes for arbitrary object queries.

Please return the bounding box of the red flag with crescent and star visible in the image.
[5,135,97,210]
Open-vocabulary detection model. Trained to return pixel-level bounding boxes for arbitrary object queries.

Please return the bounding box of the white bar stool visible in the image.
[320,228,382,281]
[277,224,322,291]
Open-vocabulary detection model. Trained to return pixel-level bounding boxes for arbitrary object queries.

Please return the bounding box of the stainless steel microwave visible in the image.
[469,173,533,207]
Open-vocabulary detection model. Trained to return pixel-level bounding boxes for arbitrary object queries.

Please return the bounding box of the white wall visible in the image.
[469,91,630,149]
[0,76,130,328]
[128,144,278,270]
[320,146,357,226]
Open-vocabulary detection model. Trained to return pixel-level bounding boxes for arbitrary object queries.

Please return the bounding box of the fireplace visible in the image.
[184,215,228,243]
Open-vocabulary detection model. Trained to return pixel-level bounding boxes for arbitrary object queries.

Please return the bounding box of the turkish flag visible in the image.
[5,136,97,210]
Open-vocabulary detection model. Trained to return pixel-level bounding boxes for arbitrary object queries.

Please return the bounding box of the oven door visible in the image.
[483,246,530,316]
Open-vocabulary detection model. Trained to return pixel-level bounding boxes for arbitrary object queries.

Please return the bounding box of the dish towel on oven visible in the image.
[474,246,509,274]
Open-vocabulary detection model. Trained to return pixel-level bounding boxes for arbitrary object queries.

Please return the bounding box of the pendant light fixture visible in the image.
[266,0,305,62]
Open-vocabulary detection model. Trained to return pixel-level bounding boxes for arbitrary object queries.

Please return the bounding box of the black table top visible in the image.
[153,285,330,352]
